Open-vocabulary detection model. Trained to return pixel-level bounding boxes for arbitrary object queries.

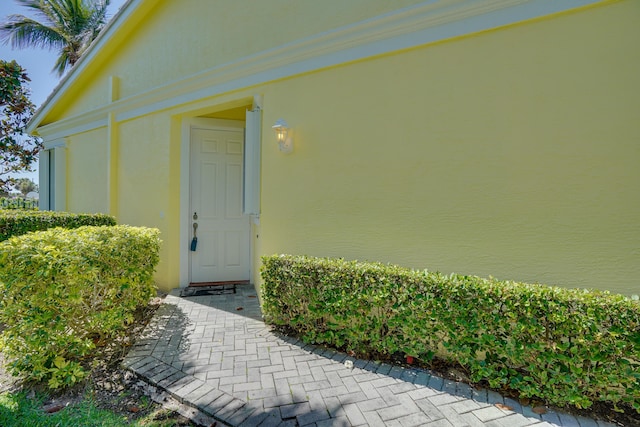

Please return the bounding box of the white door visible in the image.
[190,127,250,283]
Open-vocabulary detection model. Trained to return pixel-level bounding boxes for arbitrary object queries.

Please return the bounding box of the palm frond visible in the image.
[53,46,72,75]
[1,0,112,76]
[15,0,58,28]
[0,16,65,50]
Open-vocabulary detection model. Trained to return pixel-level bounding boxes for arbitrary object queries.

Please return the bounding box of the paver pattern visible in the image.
[123,285,613,427]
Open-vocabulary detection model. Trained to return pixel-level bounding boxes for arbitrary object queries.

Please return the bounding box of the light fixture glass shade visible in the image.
[272,119,293,153]
[272,119,288,142]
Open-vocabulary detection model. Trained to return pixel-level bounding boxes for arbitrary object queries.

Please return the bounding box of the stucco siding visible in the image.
[257,0,639,296]
[117,114,177,290]
[46,0,426,122]
[46,80,109,125]
[113,0,424,100]
[66,127,109,214]
[35,0,639,295]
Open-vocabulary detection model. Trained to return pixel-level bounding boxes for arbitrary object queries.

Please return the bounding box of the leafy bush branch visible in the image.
[0,210,115,241]
[0,197,37,210]
[0,225,161,389]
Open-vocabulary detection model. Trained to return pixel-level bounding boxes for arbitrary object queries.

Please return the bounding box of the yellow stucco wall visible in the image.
[257,1,639,296]
[66,127,108,214]
[46,0,426,122]
[116,114,179,290]
[39,0,639,296]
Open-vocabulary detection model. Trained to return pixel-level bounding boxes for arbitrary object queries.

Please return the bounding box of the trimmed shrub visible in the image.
[261,255,640,413]
[0,225,161,389]
[0,197,38,210]
[0,210,115,241]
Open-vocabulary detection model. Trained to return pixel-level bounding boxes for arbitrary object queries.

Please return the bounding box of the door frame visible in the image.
[180,117,248,287]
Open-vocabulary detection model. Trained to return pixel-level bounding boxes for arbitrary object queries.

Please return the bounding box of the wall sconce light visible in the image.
[272,119,293,153]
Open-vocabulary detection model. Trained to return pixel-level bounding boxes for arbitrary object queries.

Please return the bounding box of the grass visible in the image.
[0,391,184,427]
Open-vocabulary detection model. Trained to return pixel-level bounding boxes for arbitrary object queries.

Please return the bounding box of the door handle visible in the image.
[190,217,198,251]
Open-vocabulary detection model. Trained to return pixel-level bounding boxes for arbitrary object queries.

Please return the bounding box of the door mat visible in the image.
[180,284,237,297]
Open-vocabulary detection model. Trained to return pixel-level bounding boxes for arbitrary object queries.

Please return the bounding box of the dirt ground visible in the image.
[0,296,195,426]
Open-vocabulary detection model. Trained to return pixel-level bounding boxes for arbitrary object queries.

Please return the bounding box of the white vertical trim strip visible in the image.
[53,145,67,211]
[40,138,66,211]
[243,108,262,216]
[38,150,51,211]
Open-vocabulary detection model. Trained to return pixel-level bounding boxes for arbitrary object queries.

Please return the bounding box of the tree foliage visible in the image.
[0,60,41,194]
[1,0,111,76]
[13,177,37,195]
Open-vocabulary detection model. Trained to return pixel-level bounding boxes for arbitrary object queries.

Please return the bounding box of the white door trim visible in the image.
[179,117,246,287]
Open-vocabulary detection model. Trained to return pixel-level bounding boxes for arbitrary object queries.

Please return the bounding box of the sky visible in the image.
[1,0,128,185]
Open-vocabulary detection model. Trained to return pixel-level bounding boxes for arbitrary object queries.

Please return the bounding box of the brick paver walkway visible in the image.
[123,285,613,427]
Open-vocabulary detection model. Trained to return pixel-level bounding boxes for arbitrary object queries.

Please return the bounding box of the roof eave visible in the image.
[26,0,146,134]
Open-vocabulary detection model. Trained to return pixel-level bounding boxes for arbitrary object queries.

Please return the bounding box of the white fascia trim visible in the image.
[36,117,109,141]
[120,0,600,122]
[26,0,144,133]
[188,117,245,131]
[34,0,602,135]
[43,138,67,150]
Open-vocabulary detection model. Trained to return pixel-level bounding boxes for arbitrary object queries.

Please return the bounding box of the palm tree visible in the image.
[1,0,110,76]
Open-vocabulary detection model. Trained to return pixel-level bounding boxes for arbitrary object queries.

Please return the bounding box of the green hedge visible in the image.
[0,225,161,389]
[0,210,115,241]
[261,255,640,413]
[0,197,38,210]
